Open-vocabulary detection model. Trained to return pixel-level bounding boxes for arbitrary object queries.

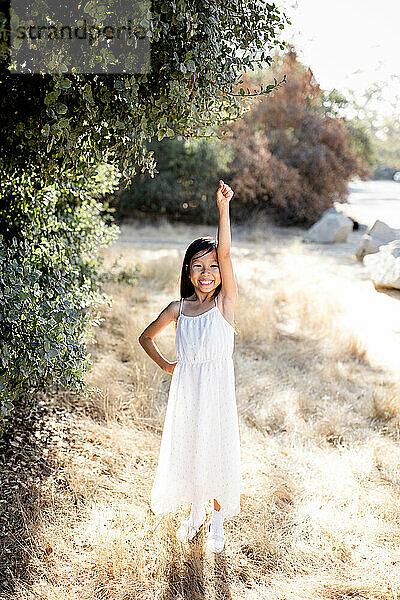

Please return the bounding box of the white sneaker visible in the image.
[205,521,225,553]
[176,507,206,542]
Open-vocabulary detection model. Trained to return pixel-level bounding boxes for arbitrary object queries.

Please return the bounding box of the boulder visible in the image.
[367,220,399,243]
[356,219,400,261]
[321,207,342,218]
[302,210,354,244]
[320,208,358,229]
[356,234,380,261]
[363,240,400,289]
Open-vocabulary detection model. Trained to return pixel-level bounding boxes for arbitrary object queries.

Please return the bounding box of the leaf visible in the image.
[55,103,68,114]
[41,124,51,137]
[44,91,60,106]
[59,78,72,89]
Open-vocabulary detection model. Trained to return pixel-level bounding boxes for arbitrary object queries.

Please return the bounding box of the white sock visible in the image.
[188,502,205,528]
[210,507,224,535]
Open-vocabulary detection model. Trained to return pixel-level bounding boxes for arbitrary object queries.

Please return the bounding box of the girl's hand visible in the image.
[216,180,234,208]
[164,361,178,375]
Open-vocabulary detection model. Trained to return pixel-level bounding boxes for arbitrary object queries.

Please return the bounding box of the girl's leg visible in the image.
[210,499,224,533]
[176,501,206,542]
[207,497,225,551]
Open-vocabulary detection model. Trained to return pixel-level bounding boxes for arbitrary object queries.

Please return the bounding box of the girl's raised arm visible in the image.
[216,180,238,303]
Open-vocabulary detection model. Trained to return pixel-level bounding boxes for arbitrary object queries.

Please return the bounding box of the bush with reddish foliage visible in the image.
[225,46,371,226]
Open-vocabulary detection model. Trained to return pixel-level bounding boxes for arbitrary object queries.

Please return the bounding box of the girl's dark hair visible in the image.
[180,236,222,299]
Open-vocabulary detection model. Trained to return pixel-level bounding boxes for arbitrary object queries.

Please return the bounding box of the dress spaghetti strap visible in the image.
[179,298,183,316]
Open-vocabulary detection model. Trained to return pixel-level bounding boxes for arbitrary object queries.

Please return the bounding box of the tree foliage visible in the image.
[316,82,400,174]
[0,168,120,430]
[115,136,234,223]
[315,88,377,168]
[0,1,290,429]
[1,0,290,181]
[373,111,400,173]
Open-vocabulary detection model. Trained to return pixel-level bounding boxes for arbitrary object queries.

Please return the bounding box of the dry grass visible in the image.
[7,218,400,599]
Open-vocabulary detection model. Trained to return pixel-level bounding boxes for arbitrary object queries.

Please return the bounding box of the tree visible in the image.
[315,89,376,168]
[0,1,290,429]
[320,82,400,174]
[1,0,290,182]
[115,136,234,223]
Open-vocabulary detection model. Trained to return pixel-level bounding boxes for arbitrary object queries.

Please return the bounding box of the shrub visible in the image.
[0,167,120,432]
[115,137,234,224]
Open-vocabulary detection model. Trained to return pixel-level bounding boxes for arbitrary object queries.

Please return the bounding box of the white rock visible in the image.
[321,207,344,218]
[363,240,400,289]
[302,211,354,244]
[356,220,400,261]
[356,234,380,261]
[367,220,399,244]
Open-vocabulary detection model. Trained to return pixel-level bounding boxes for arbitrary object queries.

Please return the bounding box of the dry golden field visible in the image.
[9,216,400,600]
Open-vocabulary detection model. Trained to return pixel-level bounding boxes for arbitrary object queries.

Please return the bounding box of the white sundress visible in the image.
[150,293,243,520]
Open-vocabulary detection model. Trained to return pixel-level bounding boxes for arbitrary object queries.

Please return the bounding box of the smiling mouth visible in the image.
[199,280,213,285]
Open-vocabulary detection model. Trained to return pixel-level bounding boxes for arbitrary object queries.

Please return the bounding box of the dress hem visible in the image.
[150,492,242,520]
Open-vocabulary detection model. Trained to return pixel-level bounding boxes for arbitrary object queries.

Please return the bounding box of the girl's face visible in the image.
[189,249,221,294]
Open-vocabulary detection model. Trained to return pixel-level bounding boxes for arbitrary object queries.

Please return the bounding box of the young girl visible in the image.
[138,180,243,553]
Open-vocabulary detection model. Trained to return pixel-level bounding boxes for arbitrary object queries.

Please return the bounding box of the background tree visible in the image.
[320,82,400,176]
[375,111,400,173]
[114,137,234,223]
[353,84,400,175]
[315,88,376,168]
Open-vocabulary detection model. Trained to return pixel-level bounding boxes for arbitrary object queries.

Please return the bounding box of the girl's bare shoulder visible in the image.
[153,299,181,323]
[169,299,181,323]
